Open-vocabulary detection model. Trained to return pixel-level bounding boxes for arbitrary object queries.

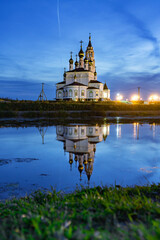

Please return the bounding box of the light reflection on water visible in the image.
[0,122,160,200]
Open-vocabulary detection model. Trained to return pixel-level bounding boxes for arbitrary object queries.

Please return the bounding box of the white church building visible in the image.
[56,34,110,101]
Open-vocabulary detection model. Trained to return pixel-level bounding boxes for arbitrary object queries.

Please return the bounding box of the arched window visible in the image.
[69,128,72,135]
[89,91,93,98]
[81,90,84,97]
[74,90,78,97]
[66,90,68,97]
[69,89,73,97]
[58,91,62,98]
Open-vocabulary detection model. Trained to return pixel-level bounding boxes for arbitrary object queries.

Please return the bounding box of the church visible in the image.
[56,34,110,101]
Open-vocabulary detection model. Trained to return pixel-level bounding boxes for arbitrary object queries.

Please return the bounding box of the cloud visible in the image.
[111,2,160,59]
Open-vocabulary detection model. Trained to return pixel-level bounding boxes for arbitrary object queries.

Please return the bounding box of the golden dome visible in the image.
[69,58,73,64]
[75,61,79,66]
[83,160,88,165]
[79,40,84,58]
[89,60,93,66]
[69,159,73,164]
[79,49,84,58]
[78,166,84,170]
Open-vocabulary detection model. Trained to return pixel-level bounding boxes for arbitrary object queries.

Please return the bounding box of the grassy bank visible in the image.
[1,100,160,119]
[0,184,160,239]
[1,100,160,112]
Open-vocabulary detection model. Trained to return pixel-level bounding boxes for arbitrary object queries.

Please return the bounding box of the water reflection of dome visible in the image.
[56,124,110,182]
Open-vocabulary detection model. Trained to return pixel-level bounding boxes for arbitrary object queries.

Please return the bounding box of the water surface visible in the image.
[0,122,160,200]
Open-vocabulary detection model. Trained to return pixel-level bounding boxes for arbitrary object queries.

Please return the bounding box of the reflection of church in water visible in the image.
[56,124,110,182]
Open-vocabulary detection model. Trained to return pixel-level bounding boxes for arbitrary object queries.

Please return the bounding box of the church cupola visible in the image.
[79,40,84,68]
[75,54,79,69]
[69,51,74,71]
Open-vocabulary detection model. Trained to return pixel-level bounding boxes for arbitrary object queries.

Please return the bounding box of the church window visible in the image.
[69,128,72,135]
[81,90,85,97]
[74,90,78,97]
[66,90,68,97]
[89,128,93,134]
[69,89,73,97]
[89,91,93,98]
[58,91,62,98]
[74,128,78,135]
[96,91,98,97]
[81,128,84,135]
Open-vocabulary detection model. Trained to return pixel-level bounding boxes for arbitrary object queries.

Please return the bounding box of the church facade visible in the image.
[56,35,110,101]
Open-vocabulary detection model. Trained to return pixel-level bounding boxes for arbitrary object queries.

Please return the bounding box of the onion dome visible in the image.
[69,51,73,64]
[78,165,83,172]
[103,82,108,90]
[79,40,84,58]
[83,159,88,165]
[75,54,79,67]
[84,57,88,63]
[89,59,93,66]
[69,159,73,165]
[88,158,92,162]
[94,67,97,76]
[69,58,73,64]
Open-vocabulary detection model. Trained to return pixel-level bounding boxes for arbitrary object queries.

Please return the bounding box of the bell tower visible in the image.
[85,33,95,72]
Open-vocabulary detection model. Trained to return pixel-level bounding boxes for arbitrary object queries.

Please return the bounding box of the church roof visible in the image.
[57,87,64,90]
[89,80,102,83]
[87,87,99,90]
[57,81,65,84]
[103,83,108,90]
[68,68,89,72]
[66,82,87,87]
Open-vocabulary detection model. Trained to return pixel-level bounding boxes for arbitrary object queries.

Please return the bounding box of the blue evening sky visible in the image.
[0,0,160,100]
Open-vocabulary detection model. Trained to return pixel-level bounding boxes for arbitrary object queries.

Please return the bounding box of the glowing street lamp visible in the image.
[148,95,159,102]
[116,93,123,101]
[131,95,139,101]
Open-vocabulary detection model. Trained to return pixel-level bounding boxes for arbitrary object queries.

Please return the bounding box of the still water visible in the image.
[0,122,160,200]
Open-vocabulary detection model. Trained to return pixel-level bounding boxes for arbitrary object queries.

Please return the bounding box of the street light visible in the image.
[131,95,139,101]
[148,95,159,102]
[116,93,123,101]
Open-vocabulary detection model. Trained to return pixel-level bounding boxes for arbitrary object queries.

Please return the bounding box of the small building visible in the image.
[56,34,110,101]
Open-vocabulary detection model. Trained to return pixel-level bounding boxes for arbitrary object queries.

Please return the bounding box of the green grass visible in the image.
[1,184,160,239]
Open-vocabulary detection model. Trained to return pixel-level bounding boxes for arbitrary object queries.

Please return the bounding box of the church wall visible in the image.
[64,86,88,100]
[87,89,99,100]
